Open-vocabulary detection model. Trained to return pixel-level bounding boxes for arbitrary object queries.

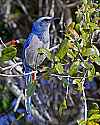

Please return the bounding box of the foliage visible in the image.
[0,0,100,125]
[0,46,17,61]
[38,0,100,124]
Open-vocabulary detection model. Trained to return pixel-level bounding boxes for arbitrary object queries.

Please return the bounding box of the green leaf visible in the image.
[75,23,81,32]
[56,38,69,60]
[84,61,91,69]
[55,56,60,62]
[81,0,87,4]
[69,60,80,76]
[81,30,89,46]
[2,97,10,110]
[89,22,97,32]
[38,48,52,60]
[27,81,36,97]
[55,63,64,74]
[88,64,95,81]
[88,114,100,121]
[67,49,77,59]
[82,47,99,57]
[84,61,95,81]
[78,120,86,125]
[59,98,67,115]
[63,78,69,88]
[74,79,82,92]
[1,46,17,61]
[95,56,100,65]
[92,45,99,57]
[86,12,90,23]
[88,103,100,117]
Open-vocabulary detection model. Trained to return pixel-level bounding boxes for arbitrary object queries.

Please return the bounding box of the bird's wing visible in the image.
[23,33,35,49]
[24,34,44,67]
[22,33,34,62]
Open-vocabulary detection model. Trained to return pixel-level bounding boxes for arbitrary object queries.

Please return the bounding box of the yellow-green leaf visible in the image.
[56,38,69,60]
[88,65,95,81]
[88,114,100,121]
[95,56,100,65]
[55,63,64,74]
[38,48,52,60]
[69,60,80,76]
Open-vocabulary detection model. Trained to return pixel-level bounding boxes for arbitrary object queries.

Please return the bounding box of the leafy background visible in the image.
[0,0,100,125]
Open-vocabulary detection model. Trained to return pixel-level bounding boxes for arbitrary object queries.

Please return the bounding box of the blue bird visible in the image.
[22,16,57,113]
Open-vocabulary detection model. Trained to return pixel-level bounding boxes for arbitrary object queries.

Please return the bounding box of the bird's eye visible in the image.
[44,19,50,21]
[43,19,50,23]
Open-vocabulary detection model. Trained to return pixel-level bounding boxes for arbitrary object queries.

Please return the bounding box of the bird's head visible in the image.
[32,16,59,35]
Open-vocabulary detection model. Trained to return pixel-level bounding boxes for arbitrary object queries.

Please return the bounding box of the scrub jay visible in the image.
[22,16,57,113]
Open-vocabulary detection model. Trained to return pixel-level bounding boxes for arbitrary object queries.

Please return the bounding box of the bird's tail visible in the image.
[24,65,33,113]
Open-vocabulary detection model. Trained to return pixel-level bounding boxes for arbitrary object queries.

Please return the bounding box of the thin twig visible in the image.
[49,44,60,51]
[6,79,46,122]
[45,0,49,16]
[14,90,24,112]
[81,71,87,121]
[0,70,37,77]
[50,73,86,79]
[50,0,55,17]
[87,97,100,102]
[57,0,80,9]
[0,62,22,71]
[16,0,32,21]
[38,0,43,16]
[4,0,12,22]
[0,37,7,47]
[59,11,64,31]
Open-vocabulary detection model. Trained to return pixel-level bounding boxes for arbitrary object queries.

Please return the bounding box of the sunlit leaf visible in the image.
[86,12,90,23]
[95,56,100,65]
[78,120,86,125]
[56,38,69,60]
[92,45,99,56]
[81,30,89,44]
[74,79,82,92]
[89,22,97,32]
[88,103,100,117]
[82,46,99,57]
[88,114,100,121]
[87,121,99,125]
[75,23,81,32]
[69,60,80,76]
[84,61,95,81]
[81,0,87,4]
[67,49,77,59]
[55,56,60,62]
[38,48,52,60]
[59,98,67,115]
[88,65,95,81]
[55,63,64,74]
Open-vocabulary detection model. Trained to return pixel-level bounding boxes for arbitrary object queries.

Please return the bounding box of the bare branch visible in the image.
[57,0,80,9]
[16,0,32,21]
[38,0,43,16]
[45,0,49,16]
